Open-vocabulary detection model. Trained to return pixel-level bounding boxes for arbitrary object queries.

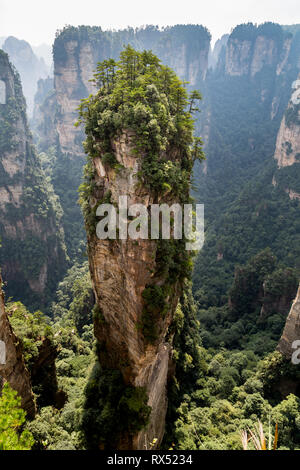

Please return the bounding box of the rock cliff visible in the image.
[87,134,187,450]
[0,50,67,309]
[278,284,300,359]
[89,136,182,449]
[2,36,50,116]
[274,75,300,168]
[32,77,56,151]
[224,23,293,78]
[272,72,300,200]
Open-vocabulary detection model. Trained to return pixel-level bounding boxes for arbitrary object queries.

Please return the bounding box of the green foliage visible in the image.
[49,148,86,261]
[193,25,300,309]
[230,23,258,41]
[230,22,284,47]
[81,361,150,449]
[171,349,300,450]
[68,271,94,334]
[24,269,95,450]
[8,301,53,369]
[0,383,34,450]
[141,284,168,342]
[51,261,94,334]
[101,152,118,167]
[118,386,151,434]
[197,250,298,354]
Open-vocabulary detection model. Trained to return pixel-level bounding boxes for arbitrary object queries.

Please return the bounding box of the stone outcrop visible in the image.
[260,276,298,318]
[225,38,253,76]
[274,76,300,168]
[86,129,186,449]
[0,273,36,418]
[32,77,56,151]
[0,50,67,308]
[209,34,229,69]
[286,189,300,200]
[250,35,283,77]
[277,284,300,359]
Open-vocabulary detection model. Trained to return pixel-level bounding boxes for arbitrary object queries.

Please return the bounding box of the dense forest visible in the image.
[0,20,300,452]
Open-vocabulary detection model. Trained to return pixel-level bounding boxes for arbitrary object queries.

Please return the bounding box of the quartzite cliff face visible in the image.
[225,32,292,77]
[272,73,300,200]
[87,131,185,450]
[0,50,67,308]
[274,75,300,168]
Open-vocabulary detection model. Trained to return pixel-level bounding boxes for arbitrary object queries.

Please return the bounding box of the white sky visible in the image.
[0,0,300,46]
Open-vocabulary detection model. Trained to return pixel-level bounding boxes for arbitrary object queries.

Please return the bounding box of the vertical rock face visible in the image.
[88,132,184,449]
[53,38,98,157]
[208,34,229,69]
[225,38,253,76]
[272,73,300,199]
[278,284,300,359]
[0,273,36,418]
[274,75,300,168]
[250,36,278,76]
[0,50,67,308]
[223,23,294,78]
[2,36,50,116]
[32,77,55,151]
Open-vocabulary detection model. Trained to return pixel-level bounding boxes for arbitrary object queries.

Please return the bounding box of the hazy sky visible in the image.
[1,0,299,46]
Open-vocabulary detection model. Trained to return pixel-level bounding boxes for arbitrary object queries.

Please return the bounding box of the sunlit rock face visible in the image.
[274,75,300,169]
[87,129,186,449]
